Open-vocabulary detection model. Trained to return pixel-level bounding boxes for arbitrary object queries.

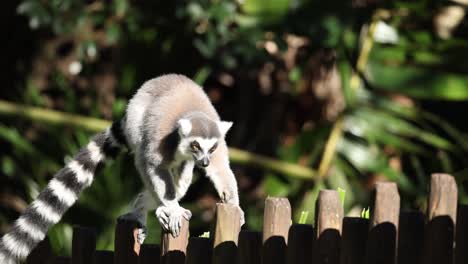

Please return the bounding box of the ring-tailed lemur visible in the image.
[0,74,244,264]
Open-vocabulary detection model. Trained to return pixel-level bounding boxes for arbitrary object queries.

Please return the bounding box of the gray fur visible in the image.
[0,74,242,263]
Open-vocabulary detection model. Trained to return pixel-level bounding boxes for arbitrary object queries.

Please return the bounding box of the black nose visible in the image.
[201,158,209,167]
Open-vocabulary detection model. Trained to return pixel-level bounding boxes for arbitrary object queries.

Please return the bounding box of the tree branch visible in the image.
[0,100,317,180]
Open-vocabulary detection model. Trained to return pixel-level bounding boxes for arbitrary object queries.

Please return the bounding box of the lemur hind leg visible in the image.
[118,190,158,244]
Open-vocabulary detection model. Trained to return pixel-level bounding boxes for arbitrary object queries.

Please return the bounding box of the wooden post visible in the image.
[72,226,96,264]
[212,203,242,264]
[365,182,400,264]
[286,224,314,264]
[139,244,160,264]
[423,173,457,264]
[314,190,343,264]
[237,231,261,264]
[456,204,468,264]
[398,211,424,264]
[262,197,291,264]
[114,218,141,264]
[94,250,114,264]
[186,237,212,264]
[26,237,53,264]
[340,217,368,264]
[161,218,189,264]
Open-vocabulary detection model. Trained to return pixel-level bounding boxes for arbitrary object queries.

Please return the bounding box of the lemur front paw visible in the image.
[117,213,148,244]
[220,190,244,226]
[155,205,192,237]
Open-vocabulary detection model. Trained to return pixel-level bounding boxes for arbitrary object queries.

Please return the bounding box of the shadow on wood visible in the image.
[94,250,113,264]
[287,224,314,264]
[456,205,468,264]
[161,250,185,264]
[114,218,140,264]
[186,237,212,264]
[238,231,261,264]
[139,244,160,264]
[365,222,397,264]
[26,237,53,264]
[262,236,287,264]
[314,228,340,264]
[398,211,424,264]
[341,217,368,264]
[52,256,71,264]
[423,215,455,264]
[213,241,237,264]
[72,226,96,264]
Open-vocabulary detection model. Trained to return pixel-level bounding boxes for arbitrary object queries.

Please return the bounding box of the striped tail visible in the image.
[0,120,127,264]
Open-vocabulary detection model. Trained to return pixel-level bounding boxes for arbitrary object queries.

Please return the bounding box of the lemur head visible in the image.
[177,116,232,168]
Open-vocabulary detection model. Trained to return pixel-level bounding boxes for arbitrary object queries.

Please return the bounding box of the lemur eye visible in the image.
[209,143,218,153]
[190,141,200,152]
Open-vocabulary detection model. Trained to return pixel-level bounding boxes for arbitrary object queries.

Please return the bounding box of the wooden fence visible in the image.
[25,173,468,264]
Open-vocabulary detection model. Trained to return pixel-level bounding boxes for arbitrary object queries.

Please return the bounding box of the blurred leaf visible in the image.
[2,156,16,177]
[367,62,468,100]
[0,125,36,155]
[298,211,309,224]
[242,0,290,23]
[263,174,290,197]
[193,67,212,85]
[337,187,346,207]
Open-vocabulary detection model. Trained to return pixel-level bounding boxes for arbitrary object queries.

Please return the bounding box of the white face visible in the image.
[179,136,218,167]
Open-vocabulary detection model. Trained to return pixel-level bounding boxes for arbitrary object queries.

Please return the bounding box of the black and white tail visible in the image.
[0,120,127,264]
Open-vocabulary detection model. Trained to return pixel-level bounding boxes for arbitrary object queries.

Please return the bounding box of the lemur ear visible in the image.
[178,119,192,137]
[217,121,233,136]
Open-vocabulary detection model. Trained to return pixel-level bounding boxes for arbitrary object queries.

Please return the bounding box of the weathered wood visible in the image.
[456,204,468,264]
[186,237,212,264]
[26,237,53,264]
[212,203,242,264]
[314,190,343,264]
[161,218,189,264]
[398,211,424,264]
[365,182,400,264]
[423,173,457,264]
[427,174,458,222]
[262,197,291,264]
[139,244,160,264]
[114,218,141,264]
[237,231,261,264]
[94,250,114,264]
[341,217,368,264]
[286,224,314,264]
[72,226,96,264]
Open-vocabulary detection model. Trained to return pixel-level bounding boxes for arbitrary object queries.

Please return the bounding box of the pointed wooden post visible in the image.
[314,190,343,264]
[161,218,189,264]
[72,226,97,264]
[114,218,141,264]
[423,173,457,264]
[262,197,291,264]
[365,182,400,264]
[212,203,242,264]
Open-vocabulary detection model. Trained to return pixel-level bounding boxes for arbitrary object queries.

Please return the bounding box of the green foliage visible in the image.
[298,211,309,224]
[199,231,210,238]
[361,207,370,219]
[337,188,346,207]
[1,0,468,256]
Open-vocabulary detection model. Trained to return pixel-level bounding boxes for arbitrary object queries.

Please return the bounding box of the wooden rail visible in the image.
[25,174,467,264]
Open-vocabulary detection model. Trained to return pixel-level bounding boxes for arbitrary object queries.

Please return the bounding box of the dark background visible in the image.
[1,0,468,254]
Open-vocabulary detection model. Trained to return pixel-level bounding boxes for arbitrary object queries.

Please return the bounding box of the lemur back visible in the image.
[124,74,220,151]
